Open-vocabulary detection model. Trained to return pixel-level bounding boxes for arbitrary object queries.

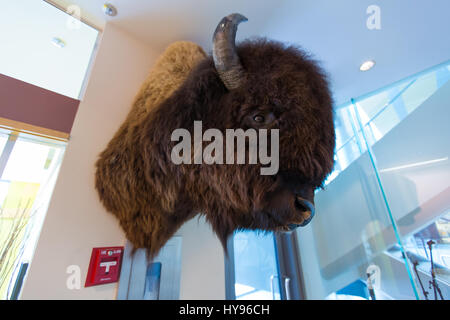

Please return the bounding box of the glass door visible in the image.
[226,230,306,300]
[228,231,282,300]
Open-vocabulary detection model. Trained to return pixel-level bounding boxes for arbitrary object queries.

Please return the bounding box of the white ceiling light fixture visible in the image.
[103,3,118,17]
[51,37,66,48]
[360,60,376,72]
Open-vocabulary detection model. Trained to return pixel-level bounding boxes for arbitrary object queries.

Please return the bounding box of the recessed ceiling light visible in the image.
[103,3,117,17]
[51,37,66,48]
[360,60,376,72]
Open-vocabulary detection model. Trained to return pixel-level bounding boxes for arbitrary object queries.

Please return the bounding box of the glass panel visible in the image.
[233,231,281,300]
[371,73,450,300]
[325,106,363,185]
[334,106,357,151]
[402,73,437,115]
[336,136,362,172]
[362,105,400,146]
[297,60,450,300]
[299,150,419,299]
[386,211,450,300]
[0,130,65,299]
[356,81,411,126]
[328,61,450,184]
[0,0,99,99]
[357,62,450,149]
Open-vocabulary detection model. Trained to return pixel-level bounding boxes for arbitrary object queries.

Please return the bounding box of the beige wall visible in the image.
[177,216,225,300]
[21,22,225,299]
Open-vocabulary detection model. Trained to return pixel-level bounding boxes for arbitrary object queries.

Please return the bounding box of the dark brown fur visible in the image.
[95,38,335,257]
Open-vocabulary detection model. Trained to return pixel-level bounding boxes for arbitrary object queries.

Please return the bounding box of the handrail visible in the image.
[335,59,450,109]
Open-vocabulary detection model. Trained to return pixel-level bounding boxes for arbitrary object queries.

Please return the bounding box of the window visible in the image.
[0,129,66,299]
[232,231,281,300]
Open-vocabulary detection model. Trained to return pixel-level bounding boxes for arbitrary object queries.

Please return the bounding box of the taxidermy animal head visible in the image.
[95,13,335,257]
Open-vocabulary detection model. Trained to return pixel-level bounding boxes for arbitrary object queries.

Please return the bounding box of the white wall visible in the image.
[21,22,225,300]
[177,216,225,300]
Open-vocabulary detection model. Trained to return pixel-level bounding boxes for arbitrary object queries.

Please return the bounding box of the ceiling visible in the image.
[49,0,450,106]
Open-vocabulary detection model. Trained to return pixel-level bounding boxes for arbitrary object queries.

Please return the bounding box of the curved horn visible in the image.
[213,13,248,90]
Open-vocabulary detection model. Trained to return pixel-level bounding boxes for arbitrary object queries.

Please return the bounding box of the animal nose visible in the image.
[288,196,315,230]
[295,196,314,214]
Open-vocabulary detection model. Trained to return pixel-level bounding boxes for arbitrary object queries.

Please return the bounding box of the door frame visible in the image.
[225,231,306,300]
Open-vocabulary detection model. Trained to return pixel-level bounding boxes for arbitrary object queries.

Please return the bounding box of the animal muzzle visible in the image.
[268,172,316,230]
[288,196,315,230]
[262,174,316,231]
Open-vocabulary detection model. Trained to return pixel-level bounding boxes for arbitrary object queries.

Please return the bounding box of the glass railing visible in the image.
[327,60,450,186]
[298,59,450,300]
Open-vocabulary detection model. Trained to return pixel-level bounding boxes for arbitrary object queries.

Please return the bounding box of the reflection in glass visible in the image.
[386,211,450,299]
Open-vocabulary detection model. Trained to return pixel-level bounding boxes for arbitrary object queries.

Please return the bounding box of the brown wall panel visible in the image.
[0,73,80,135]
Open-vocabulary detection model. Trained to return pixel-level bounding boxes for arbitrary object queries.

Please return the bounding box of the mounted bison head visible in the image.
[95,13,335,257]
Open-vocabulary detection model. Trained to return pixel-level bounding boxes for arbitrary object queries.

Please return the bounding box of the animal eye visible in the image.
[253,115,265,123]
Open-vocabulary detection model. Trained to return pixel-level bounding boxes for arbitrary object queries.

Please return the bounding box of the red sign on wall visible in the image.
[85,246,124,287]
